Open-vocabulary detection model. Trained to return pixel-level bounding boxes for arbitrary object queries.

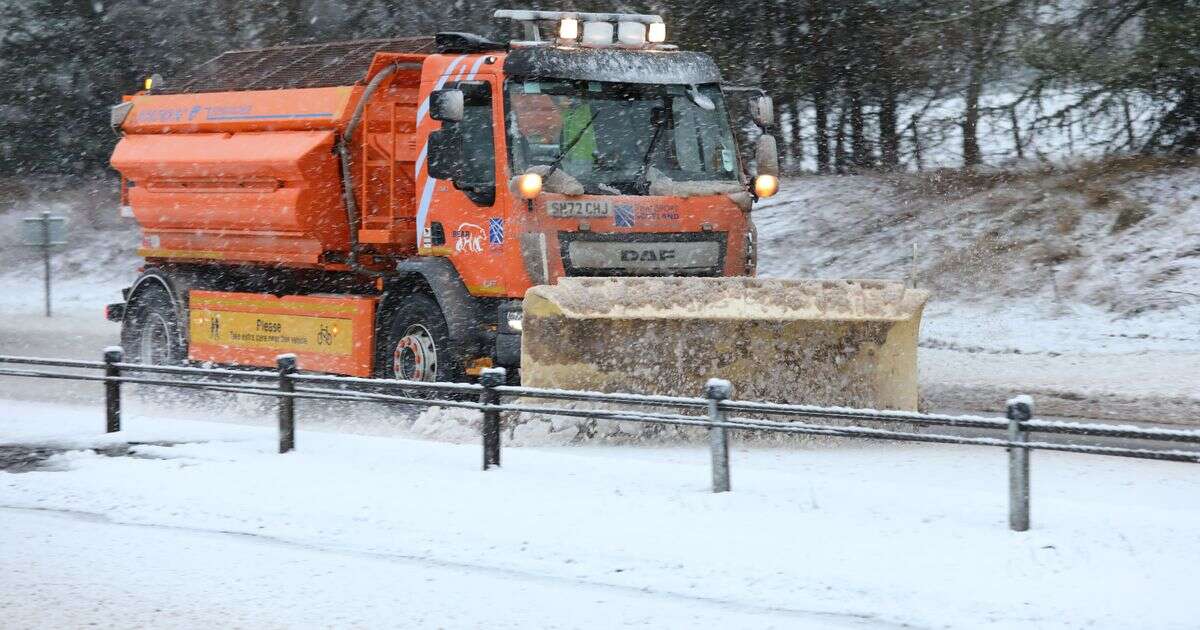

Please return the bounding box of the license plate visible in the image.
[547,200,611,218]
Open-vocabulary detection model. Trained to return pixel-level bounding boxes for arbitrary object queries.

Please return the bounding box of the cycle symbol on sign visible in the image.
[317,324,334,346]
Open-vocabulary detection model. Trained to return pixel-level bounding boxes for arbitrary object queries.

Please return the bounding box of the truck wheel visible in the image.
[122,284,185,365]
[386,294,463,383]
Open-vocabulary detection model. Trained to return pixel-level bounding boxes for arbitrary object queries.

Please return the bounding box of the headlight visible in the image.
[753,174,779,199]
[517,172,543,200]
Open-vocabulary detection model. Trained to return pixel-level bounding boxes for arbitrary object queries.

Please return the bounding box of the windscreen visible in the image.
[506,79,740,195]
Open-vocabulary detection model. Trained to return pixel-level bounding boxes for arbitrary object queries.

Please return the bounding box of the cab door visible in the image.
[421,71,516,297]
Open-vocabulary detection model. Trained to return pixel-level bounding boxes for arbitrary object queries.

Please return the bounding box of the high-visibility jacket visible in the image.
[561,102,597,166]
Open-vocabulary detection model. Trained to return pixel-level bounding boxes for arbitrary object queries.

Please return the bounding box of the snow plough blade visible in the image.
[520,277,929,410]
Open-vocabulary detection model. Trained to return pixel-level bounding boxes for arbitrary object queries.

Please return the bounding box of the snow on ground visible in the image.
[7,509,864,630]
[1,401,1198,628]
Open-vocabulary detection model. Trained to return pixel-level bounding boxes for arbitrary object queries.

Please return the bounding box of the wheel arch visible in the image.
[376,257,488,376]
[123,265,212,353]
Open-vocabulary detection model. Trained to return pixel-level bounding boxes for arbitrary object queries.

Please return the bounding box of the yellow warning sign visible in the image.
[189,309,353,355]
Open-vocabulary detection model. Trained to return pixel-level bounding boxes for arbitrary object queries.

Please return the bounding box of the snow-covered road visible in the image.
[6,507,872,629]
[2,400,1197,628]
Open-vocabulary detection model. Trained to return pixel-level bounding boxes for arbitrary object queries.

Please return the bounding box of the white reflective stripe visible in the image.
[415,55,469,244]
[464,55,487,80]
[414,54,490,247]
[414,144,428,179]
[415,55,468,123]
[415,54,492,247]
[415,176,438,246]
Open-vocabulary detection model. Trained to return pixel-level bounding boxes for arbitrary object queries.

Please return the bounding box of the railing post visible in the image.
[103,346,123,433]
[706,378,733,493]
[1006,395,1033,532]
[277,354,297,454]
[479,367,506,470]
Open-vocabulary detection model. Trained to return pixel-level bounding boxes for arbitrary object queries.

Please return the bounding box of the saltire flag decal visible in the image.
[488,218,504,244]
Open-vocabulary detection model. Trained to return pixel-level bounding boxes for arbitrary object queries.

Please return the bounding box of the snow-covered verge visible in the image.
[0,176,139,306]
[755,158,1200,420]
[1,401,1198,628]
[758,158,1200,326]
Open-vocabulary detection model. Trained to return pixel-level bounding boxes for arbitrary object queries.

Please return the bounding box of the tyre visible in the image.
[121,283,186,365]
[384,294,463,383]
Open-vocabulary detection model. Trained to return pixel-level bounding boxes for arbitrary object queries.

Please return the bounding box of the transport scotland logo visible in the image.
[614,204,635,227]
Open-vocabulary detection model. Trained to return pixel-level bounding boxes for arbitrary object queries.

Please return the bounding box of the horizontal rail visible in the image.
[0,367,111,382]
[291,385,485,411]
[496,384,709,410]
[717,415,1200,463]
[0,355,107,369]
[289,372,482,394]
[2,354,1198,451]
[719,399,1010,430]
[115,361,280,381]
[498,403,1200,462]
[719,399,1200,443]
[1022,418,1200,443]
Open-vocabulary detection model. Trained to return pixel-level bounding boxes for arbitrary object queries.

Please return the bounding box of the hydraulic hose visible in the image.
[336,62,410,277]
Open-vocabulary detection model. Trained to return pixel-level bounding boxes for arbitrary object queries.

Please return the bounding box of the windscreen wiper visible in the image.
[634,106,668,194]
[543,110,598,182]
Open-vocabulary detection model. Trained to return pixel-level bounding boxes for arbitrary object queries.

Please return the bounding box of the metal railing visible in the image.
[1,348,1197,532]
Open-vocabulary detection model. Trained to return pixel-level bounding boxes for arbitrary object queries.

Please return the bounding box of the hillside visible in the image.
[754,158,1200,419]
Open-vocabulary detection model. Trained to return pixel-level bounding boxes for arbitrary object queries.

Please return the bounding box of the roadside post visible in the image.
[706,378,733,493]
[1006,395,1033,532]
[277,354,297,453]
[103,347,123,433]
[19,211,67,317]
[479,367,506,470]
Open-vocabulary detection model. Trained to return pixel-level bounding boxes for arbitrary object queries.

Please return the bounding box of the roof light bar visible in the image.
[495,9,665,46]
[495,9,662,25]
[558,17,579,40]
[581,21,614,47]
[617,21,647,47]
[647,22,666,43]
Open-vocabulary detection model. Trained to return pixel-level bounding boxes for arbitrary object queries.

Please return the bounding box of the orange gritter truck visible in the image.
[107,9,928,408]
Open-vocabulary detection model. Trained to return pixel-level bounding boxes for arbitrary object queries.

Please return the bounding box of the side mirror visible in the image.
[110,101,134,135]
[755,134,780,177]
[430,89,464,123]
[749,95,774,128]
[427,129,463,180]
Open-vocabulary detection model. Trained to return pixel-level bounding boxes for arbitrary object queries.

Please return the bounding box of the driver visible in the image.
[559,99,597,176]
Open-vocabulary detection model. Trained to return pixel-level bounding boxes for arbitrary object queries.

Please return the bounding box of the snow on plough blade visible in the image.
[521,277,929,410]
